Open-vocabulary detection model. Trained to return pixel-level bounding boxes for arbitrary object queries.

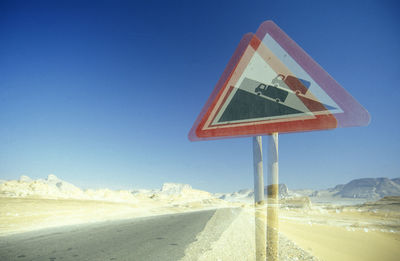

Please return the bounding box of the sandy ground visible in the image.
[1,196,399,261]
[279,203,400,261]
[0,197,223,236]
[181,207,318,261]
[280,219,400,261]
[180,201,400,261]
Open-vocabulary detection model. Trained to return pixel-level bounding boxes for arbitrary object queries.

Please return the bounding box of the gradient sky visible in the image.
[1,0,399,192]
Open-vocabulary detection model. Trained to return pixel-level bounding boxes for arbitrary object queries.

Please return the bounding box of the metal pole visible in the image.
[253,136,266,261]
[267,133,279,261]
[253,136,264,204]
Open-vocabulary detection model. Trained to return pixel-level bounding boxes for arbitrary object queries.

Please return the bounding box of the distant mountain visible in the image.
[391,178,400,185]
[334,178,400,199]
[217,189,253,203]
[218,177,400,203]
[155,183,212,201]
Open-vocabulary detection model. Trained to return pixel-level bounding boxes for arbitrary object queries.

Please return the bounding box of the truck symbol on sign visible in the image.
[272,74,310,95]
[255,83,289,103]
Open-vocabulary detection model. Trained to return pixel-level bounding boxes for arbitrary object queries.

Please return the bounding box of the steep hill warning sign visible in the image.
[189,21,370,141]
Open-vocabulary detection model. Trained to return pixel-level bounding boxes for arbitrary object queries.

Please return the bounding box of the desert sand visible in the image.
[0,196,226,236]
[179,200,400,261]
[279,203,400,261]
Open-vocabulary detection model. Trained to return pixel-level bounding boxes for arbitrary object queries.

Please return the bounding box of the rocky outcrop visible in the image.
[0,174,84,198]
[334,178,400,199]
[0,175,138,203]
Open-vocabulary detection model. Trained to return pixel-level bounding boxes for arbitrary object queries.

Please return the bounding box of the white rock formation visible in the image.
[0,175,214,204]
[0,174,84,199]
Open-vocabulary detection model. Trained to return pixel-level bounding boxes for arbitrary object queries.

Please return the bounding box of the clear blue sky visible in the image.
[1,0,399,192]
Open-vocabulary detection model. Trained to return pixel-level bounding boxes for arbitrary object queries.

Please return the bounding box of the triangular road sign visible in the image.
[189,21,370,141]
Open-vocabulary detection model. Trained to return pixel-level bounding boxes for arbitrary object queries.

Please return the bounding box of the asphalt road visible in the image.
[0,209,216,261]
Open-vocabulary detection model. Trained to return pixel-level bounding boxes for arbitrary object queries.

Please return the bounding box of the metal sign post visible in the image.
[267,133,279,261]
[253,136,264,204]
[253,136,266,261]
[253,134,279,261]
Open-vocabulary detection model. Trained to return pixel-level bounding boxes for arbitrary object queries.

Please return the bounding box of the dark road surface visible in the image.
[0,209,216,261]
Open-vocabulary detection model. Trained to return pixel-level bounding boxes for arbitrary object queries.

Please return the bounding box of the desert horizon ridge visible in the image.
[1,175,400,261]
[2,174,400,201]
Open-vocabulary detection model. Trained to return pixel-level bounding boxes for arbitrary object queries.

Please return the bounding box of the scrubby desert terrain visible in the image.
[1,175,399,261]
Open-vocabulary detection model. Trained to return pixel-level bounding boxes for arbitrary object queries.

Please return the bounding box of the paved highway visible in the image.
[0,209,216,261]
